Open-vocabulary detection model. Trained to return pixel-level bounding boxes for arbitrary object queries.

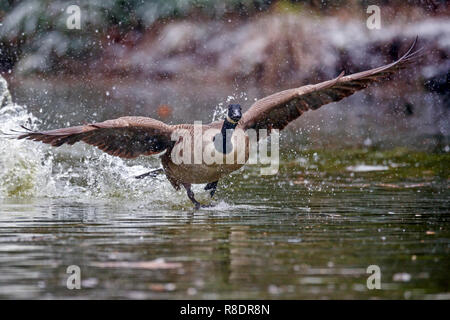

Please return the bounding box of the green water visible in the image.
[0,148,448,299]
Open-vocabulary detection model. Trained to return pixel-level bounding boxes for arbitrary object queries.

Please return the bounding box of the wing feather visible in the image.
[17,116,174,159]
[239,37,422,134]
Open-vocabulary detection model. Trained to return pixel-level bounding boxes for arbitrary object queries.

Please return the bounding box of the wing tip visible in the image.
[0,125,36,139]
[20,125,33,132]
[332,70,345,84]
[405,35,418,56]
[398,35,422,62]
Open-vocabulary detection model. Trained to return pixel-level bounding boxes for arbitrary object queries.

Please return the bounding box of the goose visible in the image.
[14,39,421,209]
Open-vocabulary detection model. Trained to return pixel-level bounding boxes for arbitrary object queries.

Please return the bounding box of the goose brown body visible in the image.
[14,38,421,208]
[161,122,250,189]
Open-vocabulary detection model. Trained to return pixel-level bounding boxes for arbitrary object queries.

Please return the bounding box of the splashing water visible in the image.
[211,102,227,122]
[0,76,201,208]
[0,76,50,198]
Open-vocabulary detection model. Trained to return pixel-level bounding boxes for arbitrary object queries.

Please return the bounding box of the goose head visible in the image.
[227,104,242,123]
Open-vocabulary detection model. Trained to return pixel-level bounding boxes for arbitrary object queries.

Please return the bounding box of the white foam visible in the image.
[0,76,194,207]
[346,165,390,172]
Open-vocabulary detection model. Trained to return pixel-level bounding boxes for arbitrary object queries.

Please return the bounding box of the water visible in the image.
[0,80,449,299]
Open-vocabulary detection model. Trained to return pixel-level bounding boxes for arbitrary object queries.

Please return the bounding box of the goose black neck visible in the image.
[220,118,238,153]
[221,118,238,135]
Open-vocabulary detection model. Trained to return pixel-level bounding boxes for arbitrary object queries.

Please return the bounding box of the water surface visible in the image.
[0,86,449,300]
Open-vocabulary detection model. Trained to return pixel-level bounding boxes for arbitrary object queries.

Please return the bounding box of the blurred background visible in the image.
[0,1,449,300]
[0,0,449,150]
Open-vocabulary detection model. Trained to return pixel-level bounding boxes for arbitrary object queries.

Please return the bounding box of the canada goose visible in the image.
[14,39,421,209]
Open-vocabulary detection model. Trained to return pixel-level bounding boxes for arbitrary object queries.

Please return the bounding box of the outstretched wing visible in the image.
[238,37,422,135]
[17,116,174,159]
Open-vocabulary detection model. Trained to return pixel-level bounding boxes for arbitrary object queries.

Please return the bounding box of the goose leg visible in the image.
[204,181,218,197]
[135,168,164,179]
[183,183,201,210]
